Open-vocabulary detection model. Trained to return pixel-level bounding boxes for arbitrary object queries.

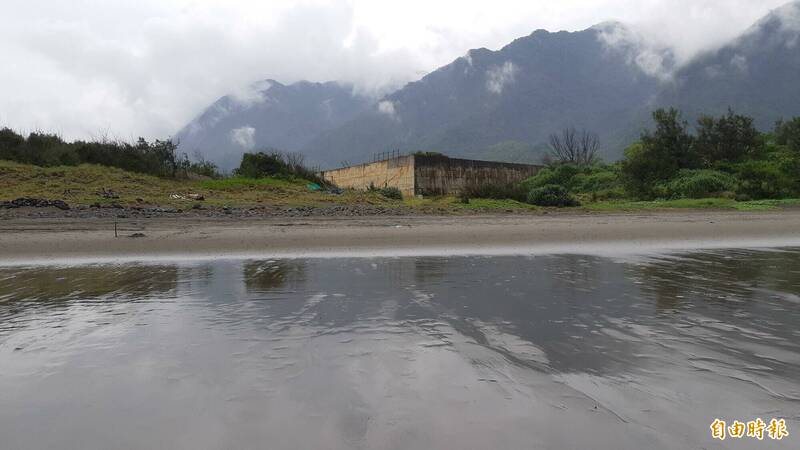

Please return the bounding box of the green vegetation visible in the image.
[377,186,403,200]
[504,108,800,209]
[366,183,404,200]
[4,109,800,214]
[0,128,216,178]
[0,160,389,209]
[198,176,304,191]
[654,170,737,199]
[618,108,800,201]
[587,198,800,211]
[527,185,579,207]
[234,150,323,185]
[461,181,528,203]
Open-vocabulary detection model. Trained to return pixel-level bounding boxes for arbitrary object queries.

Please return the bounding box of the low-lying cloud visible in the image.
[0,0,792,141]
[486,62,518,95]
[377,100,398,120]
[230,126,256,150]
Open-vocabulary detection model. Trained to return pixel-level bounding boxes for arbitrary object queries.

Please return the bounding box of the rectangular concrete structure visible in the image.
[321,154,542,197]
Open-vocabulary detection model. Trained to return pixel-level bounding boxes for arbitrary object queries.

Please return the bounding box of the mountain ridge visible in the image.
[176,1,800,170]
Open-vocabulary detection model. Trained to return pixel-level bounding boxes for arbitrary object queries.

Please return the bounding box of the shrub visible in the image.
[521,164,581,191]
[187,159,220,178]
[0,128,191,178]
[235,150,323,184]
[462,182,528,202]
[733,160,792,199]
[573,167,620,193]
[657,170,738,199]
[591,187,627,201]
[235,152,288,178]
[527,184,579,207]
[378,186,403,200]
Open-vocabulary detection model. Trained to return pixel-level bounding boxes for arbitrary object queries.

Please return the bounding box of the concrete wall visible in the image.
[322,154,542,197]
[320,155,415,197]
[414,155,541,196]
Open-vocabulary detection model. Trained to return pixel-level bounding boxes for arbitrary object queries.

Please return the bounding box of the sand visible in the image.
[2,209,800,264]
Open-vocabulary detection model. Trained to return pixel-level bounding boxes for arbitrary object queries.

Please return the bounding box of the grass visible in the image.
[4,160,800,213]
[586,198,800,211]
[198,176,307,190]
[0,160,392,209]
[403,195,537,211]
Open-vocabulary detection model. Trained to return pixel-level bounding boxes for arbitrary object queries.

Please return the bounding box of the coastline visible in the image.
[2,209,800,265]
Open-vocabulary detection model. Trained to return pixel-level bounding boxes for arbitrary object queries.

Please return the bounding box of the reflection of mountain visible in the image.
[4,252,800,450]
[4,250,800,377]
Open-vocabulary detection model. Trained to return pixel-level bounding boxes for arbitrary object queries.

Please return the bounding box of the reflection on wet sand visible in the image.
[1,251,799,449]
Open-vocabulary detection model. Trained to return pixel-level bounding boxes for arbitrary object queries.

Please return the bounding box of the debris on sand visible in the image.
[171,193,205,201]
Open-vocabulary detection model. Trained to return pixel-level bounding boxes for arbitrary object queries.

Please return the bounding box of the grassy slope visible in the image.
[0,161,393,209]
[3,160,799,213]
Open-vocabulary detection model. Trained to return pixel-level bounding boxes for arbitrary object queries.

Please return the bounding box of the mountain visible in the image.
[655,1,800,130]
[175,80,371,170]
[303,25,664,167]
[176,1,800,170]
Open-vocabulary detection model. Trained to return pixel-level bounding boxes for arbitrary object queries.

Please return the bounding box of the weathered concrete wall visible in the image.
[414,155,542,196]
[321,156,415,197]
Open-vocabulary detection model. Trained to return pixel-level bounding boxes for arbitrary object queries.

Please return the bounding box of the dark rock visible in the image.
[0,198,70,210]
[97,188,119,199]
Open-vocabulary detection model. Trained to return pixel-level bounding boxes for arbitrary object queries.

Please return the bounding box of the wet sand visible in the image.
[2,251,799,449]
[3,210,800,263]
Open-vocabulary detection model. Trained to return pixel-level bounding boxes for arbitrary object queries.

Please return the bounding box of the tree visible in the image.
[150,139,180,177]
[621,108,697,198]
[0,128,24,161]
[548,127,599,166]
[775,117,800,152]
[642,108,698,170]
[695,108,760,166]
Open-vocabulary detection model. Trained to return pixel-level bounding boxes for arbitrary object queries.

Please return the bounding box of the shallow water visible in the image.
[1,250,799,449]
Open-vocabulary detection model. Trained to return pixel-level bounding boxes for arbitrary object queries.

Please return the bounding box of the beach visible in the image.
[3,209,800,263]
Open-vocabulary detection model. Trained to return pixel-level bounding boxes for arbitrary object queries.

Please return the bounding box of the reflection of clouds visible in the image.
[3,251,800,449]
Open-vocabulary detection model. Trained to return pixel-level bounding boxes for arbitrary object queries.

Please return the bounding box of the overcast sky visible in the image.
[0,0,791,141]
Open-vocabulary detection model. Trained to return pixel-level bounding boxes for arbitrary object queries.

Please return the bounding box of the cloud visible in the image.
[595,22,675,80]
[774,1,800,31]
[486,62,518,94]
[731,54,748,73]
[771,1,800,47]
[230,80,274,107]
[230,126,256,149]
[377,100,397,119]
[0,0,791,141]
